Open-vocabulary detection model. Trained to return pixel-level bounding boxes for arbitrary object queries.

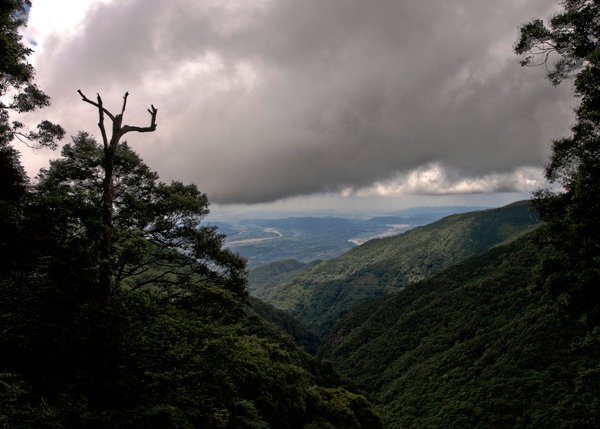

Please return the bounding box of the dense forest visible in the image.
[2,0,600,428]
[321,236,600,428]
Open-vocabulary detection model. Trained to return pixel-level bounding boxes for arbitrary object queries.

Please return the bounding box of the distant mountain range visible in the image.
[247,201,539,337]
[210,206,488,268]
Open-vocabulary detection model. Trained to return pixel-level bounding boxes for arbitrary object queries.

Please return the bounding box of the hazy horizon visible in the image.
[207,191,530,220]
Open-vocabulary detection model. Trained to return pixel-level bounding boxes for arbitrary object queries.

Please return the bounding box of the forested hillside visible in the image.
[3,138,389,428]
[249,296,321,354]
[317,4,600,427]
[248,259,319,300]
[255,201,538,337]
[321,236,599,428]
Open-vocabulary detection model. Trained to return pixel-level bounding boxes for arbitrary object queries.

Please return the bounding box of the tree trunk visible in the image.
[100,144,115,306]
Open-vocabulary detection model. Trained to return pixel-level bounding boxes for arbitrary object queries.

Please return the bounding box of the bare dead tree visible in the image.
[78,90,157,305]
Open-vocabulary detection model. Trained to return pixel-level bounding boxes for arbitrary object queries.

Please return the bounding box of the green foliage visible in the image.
[1,268,383,427]
[0,0,64,149]
[303,387,383,429]
[0,143,28,274]
[0,141,27,201]
[0,0,63,281]
[0,1,33,84]
[322,236,600,428]
[516,1,600,319]
[36,132,246,295]
[249,296,321,354]
[258,201,538,337]
[0,378,62,428]
[248,259,318,300]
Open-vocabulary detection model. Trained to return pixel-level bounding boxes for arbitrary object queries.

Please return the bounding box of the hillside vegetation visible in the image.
[249,296,321,354]
[248,259,319,300]
[321,236,600,428]
[256,201,539,337]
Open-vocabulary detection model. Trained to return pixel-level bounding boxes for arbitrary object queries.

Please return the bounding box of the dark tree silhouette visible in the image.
[77,90,157,304]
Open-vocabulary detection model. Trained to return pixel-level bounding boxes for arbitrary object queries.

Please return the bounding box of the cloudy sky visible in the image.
[20,0,573,213]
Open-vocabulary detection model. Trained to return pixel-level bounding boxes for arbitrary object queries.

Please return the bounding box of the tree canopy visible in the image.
[0,0,64,149]
[516,0,600,319]
[0,0,64,287]
[36,132,247,295]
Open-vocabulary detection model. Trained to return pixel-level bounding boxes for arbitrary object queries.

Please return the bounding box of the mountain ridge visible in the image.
[250,200,539,337]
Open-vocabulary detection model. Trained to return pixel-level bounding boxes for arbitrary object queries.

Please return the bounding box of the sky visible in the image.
[19,0,574,215]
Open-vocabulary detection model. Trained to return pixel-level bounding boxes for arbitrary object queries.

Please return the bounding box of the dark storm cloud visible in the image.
[34,0,572,203]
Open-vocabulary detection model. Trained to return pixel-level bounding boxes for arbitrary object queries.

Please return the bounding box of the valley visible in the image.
[209,206,487,268]
[247,201,540,337]
[244,202,600,427]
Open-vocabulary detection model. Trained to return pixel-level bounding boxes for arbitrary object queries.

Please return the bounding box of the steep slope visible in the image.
[0,226,381,427]
[0,272,383,429]
[260,201,538,336]
[249,296,321,354]
[248,259,320,300]
[320,236,599,428]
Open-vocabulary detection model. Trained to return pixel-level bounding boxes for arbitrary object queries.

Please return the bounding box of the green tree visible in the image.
[0,142,27,269]
[1,0,64,275]
[0,0,64,149]
[36,132,247,297]
[517,7,600,425]
[515,0,600,318]
[2,132,247,418]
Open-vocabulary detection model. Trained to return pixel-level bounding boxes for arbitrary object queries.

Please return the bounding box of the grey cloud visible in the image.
[34,0,572,204]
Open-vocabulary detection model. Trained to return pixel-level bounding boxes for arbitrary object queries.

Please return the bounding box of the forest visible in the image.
[2,0,600,428]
